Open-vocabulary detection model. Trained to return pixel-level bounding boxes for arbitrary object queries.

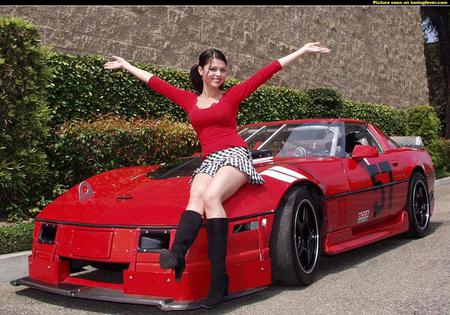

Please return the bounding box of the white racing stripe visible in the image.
[270,166,307,179]
[253,157,274,164]
[260,169,298,183]
[260,166,307,183]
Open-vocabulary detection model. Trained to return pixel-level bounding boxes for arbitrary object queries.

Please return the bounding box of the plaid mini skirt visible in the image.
[189,146,265,185]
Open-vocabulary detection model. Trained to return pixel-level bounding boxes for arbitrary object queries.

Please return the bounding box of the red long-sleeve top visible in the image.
[147,60,282,158]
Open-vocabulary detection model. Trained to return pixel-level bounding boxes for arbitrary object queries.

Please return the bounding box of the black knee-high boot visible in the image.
[200,218,229,308]
[159,210,203,281]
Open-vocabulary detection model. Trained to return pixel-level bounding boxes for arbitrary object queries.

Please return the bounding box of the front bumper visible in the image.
[16,215,274,310]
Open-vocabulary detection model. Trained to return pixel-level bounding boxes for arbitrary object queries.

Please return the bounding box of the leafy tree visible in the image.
[421,8,450,137]
[0,16,50,220]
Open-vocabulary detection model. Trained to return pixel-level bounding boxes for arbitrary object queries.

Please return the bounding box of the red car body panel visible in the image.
[14,119,435,310]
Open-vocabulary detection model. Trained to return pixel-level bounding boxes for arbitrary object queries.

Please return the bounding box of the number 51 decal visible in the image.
[367,161,393,217]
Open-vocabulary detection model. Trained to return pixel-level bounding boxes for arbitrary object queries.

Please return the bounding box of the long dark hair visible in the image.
[189,48,228,92]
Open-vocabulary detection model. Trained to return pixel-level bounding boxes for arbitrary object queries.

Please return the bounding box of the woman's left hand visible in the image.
[278,41,331,68]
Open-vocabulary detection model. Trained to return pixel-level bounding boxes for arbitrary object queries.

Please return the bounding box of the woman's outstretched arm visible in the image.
[103,55,195,112]
[103,56,153,83]
[226,42,330,107]
[277,42,331,68]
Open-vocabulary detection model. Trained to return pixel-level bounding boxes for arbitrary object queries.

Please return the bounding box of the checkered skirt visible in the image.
[189,146,265,185]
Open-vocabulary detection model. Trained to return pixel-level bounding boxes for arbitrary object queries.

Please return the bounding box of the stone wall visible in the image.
[0,6,429,108]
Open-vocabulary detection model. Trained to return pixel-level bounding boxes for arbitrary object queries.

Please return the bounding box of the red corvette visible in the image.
[12,119,435,310]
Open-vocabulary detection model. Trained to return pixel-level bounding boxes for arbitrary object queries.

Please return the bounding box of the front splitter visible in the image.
[11,277,268,311]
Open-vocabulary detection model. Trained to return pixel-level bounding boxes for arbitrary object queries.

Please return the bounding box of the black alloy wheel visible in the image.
[293,199,320,275]
[270,186,321,286]
[413,179,430,229]
[406,172,431,238]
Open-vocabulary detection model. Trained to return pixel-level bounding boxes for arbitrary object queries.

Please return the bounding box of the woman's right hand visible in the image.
[103,56,129,70]
[103,55,153,83]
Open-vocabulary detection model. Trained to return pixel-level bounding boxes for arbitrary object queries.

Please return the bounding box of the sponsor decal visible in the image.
[357,209,370,223]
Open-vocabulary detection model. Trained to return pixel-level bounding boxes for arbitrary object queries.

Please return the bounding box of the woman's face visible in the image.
[198,58,227,90]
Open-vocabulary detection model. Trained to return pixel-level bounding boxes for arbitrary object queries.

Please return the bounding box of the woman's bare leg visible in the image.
[203,166,249,218]
[186,173,214,215]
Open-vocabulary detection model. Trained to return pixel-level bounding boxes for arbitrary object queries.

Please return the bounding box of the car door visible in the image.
[340,122,404,227]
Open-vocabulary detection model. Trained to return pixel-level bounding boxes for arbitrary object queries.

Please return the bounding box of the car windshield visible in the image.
[148,122,345,179]
[239,122,345,158]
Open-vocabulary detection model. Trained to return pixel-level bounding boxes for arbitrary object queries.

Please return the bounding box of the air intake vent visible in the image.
[38,223,57,245]
[233,220,259,233]
[138,230,170,252]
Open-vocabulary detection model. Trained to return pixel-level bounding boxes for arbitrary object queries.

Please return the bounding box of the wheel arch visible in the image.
[410,165,426,180]
[276,179,325,221]
[408,165,430,192]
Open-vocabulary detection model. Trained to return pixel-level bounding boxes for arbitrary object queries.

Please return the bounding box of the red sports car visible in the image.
[12,119,435,310]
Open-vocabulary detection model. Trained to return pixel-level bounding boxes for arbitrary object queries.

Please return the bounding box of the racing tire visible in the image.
[406,172,431,238]
[270,186,321,286]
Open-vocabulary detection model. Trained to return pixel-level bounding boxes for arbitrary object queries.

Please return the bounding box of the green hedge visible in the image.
[403,106,447,177]
[0,221,34,255]
[340,100,408,136]
[44,52,411,135]
[48,116,199,187]
[429,138,450,178]
[405,106,441,145]
[45,52,191,126]
[0,17,50,221]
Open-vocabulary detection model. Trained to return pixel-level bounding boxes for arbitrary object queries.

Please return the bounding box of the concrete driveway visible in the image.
[1,180,449,315]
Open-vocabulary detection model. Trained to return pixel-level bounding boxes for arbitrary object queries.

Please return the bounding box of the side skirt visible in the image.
[323,210,410,255]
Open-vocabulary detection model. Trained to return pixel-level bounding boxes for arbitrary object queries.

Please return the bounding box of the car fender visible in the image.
[223,164,325,220]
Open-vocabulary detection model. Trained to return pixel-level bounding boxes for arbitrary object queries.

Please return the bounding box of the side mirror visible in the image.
[351,145,379,160]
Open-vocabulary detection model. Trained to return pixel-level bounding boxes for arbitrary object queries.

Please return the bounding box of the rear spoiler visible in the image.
[390,136,424,149]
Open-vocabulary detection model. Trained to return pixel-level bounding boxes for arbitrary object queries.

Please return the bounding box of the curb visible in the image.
[0,250,30,283]
[1,176,449,284]
[435,176,450,188]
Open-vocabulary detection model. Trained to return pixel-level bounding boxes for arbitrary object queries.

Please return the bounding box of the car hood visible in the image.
[38,166,192,227]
